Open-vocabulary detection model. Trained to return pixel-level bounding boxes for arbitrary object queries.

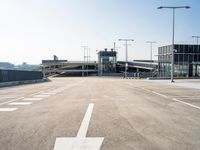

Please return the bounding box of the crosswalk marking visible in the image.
[23,98,43,101]
[33,95,50,98]
[8,102,32,105]
[0,108,18,111]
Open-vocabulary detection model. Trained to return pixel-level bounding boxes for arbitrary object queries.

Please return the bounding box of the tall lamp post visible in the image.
[118,39,134,78]
[81,46,88,76]
[158,6,190,83]
[192,36,200,45]
[146,41,156,61]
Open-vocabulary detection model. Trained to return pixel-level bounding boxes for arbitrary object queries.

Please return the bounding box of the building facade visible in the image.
[98,49,117,76]
[158,44,200,78]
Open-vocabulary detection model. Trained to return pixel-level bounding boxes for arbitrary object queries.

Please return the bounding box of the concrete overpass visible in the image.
[42,60,158,77]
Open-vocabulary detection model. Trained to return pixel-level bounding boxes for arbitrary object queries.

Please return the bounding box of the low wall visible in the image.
[0,78,48,88]
[0,69,43,82]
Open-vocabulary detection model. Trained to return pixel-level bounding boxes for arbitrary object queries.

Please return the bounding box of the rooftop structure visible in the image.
[158,44,200,78]
[97,49,117,76]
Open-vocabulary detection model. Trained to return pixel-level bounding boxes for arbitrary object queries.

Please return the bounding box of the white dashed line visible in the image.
[33,95,50,98]
[8,102,32,105]
[0,97,25,106]
[0,108,18,111]
[23,98,43,101]
[41,92,56,95]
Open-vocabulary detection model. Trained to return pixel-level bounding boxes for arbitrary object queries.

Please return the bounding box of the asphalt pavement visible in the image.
[0,77,200,150]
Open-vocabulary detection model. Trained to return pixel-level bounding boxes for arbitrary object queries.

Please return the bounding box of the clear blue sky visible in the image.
[0,0,199,64]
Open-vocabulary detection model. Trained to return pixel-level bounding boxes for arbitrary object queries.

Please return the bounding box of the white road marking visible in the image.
[172,98,200,110]
[53,103,104,150]
[76,103,94,138]
[141,87,152,92]
[151,91,168,98]
[141,87,168,98]
[0,108,18,111]
[23,98,43,101]
[33,95,50,98]
[30,91,45,96]
[0,97,25,106]
[41,92,56,95]
[173,95,200,97]
[141,87,200,111]
[8,102,32,105]
[178,97,200,100]
[51,88,65,92]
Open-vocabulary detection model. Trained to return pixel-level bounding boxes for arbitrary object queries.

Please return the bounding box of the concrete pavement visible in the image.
[0,77,200,150]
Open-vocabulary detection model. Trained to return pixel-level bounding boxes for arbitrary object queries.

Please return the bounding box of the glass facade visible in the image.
[98,49,117,75]
[158,44,200,78]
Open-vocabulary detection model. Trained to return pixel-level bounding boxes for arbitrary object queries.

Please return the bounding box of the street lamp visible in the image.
[158,6,190,83]
[118,39,134,78]
[146,41,156,61]
[81,46,88,76]
[192,36,200,45]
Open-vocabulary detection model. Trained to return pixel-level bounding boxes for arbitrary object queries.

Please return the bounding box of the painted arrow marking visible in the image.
[53,103,104,150]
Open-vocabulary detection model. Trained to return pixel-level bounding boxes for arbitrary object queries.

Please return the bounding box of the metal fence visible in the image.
[101,72,153,78]
[0,69,43,82]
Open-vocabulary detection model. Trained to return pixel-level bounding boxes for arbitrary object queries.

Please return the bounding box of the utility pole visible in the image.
[146,41,156,61]
[158,6,190,83]
[118,39,134,78]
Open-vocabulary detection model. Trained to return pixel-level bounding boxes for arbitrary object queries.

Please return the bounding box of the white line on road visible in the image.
[141,87,168,98]
[172,96,200,98]
[23,98,43,101]
[53,103,104,150]
[76,103,94,138]
[0,97,25,106]
[177,97,200,100]
[29,91,45,96]
[0,108,18,111]
[141,87,200,111]
[41,92,56,95]
[151,91,168,98]
[33,95,50,98]
[172,98,200,110]
[8,102,32,105]
[141,87,152,93]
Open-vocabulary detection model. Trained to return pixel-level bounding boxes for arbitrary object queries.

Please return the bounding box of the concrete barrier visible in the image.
[0,78,49,88]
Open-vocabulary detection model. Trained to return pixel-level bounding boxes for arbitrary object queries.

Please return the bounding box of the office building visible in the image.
[158,44,200,78]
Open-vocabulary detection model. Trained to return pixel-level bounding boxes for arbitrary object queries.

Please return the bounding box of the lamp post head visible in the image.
[157,6,163,9]
[118,39,134,42]
[158,6,190,9]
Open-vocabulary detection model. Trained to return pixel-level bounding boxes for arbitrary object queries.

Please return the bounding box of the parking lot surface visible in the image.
[0,77,200,150]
